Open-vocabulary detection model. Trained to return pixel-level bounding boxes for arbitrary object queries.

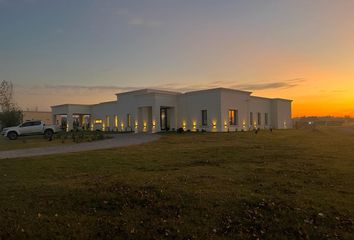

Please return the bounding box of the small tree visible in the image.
[0,80,23,129]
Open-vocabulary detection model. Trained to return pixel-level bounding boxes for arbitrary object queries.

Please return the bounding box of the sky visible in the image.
[0,0,353,117]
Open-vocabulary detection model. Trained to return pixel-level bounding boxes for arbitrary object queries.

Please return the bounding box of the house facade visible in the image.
[51,88,292,132]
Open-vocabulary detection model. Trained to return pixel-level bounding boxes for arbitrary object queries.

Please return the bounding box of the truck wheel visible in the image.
[7,131,18,140]
[44,129,54,139]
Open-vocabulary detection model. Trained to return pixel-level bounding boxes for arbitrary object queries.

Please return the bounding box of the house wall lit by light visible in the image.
[51,88,292,132]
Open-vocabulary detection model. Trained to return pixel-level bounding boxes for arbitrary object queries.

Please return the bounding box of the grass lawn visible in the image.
[0,127,353,239]
[0,135,69,151]
[0,131,106,151]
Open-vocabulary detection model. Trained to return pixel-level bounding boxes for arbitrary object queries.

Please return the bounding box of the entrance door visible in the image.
[160,108,169,131]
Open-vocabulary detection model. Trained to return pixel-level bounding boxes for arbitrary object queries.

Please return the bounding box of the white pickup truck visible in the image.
[2,120,60,140]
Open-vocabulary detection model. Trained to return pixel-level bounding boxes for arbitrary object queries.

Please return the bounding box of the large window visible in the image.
[265,113,268,126]
[257,112,261,125]
[21,122,33,127]
[228,109,238,125]
[250,112,253,126]
[201,110,208,126]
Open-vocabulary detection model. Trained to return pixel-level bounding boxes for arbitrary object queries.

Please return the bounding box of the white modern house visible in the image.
[51,88,292,133]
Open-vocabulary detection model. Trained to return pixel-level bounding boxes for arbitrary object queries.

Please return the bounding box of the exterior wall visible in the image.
[91,101,117,131]
[220,89,251,132]
[177,89,221,131]
[51,88,292,132]
[249,97,273,130]
[271,99,292,129]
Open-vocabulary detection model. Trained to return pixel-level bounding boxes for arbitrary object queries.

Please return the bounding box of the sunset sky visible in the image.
[0,0,353,117]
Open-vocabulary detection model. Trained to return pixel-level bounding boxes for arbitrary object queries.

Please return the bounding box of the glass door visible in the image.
[160,108,168,131]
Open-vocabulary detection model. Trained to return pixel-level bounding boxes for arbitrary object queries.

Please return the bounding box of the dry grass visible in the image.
[0,127,353,239]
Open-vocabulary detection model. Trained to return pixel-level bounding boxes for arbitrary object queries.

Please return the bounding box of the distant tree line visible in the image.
[0,80,23,129]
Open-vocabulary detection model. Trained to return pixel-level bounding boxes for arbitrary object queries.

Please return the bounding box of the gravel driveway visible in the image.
[0,134,160,159]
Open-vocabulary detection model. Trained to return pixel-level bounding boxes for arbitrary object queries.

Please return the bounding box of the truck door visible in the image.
[18,122,34,135]
[31,121,43,134]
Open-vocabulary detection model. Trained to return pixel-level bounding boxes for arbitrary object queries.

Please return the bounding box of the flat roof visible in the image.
[51,103,92,108]
[116,88,181,96]
[184,87,252,95]
[92,100,117,106]
[272,98,293,102]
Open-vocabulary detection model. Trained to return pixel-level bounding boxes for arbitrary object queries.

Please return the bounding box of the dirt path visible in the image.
[0,134,160,159]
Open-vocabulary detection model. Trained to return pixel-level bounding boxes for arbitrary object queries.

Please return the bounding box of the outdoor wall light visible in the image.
[212,121,217,129]
[152,120,156,127]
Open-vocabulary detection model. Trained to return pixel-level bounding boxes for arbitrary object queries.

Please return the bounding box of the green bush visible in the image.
[54,130,106,144]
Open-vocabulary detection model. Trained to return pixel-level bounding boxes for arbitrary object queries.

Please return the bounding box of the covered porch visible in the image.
[51,104,92,131]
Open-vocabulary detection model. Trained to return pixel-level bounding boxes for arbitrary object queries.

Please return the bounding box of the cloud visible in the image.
[14,78,305,111]
[41,84,138,92]
[231,78,306,91]
[154,78,306,92]
[0,0,38,5]
[128,17,163,28]
[114,9,163,28]
[37,78,305,94]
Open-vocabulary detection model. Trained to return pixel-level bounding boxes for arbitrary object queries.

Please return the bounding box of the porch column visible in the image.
[152,105,160,133]
[67,112,73,131]
[52,114,56,125]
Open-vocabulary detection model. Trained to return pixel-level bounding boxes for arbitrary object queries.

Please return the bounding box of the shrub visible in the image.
[176,127,184,134]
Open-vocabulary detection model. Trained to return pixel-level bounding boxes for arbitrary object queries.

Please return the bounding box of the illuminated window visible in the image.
[228,109,238,125]
[201,110,207,126]
[265,113,268,126]
[257,112,261,125]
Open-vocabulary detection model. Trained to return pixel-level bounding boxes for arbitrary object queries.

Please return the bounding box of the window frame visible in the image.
[201,110,208,126]
[250,112,253,126]
[21,122,33,128]
[228,109,238,126]
[257,112,262,125]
